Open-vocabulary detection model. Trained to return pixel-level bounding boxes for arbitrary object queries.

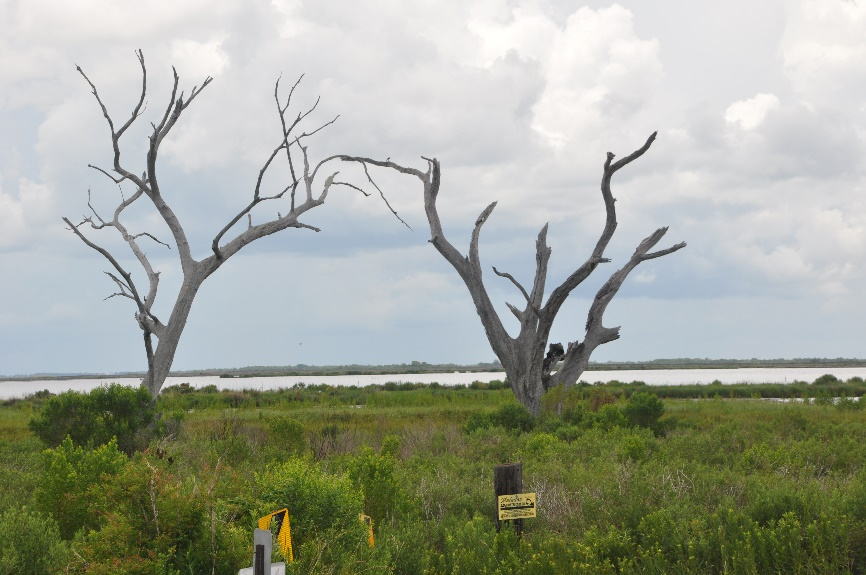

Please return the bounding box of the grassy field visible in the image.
[2,378,866,574]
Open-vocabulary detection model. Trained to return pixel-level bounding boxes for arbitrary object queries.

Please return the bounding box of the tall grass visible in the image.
[2,380,866,573]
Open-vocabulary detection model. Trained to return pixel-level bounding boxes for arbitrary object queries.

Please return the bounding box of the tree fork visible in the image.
[65,52,408,398]
[343,133,685,417]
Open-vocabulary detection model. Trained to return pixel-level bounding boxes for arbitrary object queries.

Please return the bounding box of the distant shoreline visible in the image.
[4,358,866,382]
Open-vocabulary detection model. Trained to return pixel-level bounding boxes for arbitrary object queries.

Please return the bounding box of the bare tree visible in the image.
[64,51,405,398]
[342,133,685,416]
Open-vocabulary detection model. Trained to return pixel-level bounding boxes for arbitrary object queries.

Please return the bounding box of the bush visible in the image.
[541,384,584,423]
[491,402,535,433]
[29,384,156,454]
[587,403,628,431]
[464,411,492,434]
[35,437,127,539]
[348,445,405,522]
[256,458,364,555]
[622,392,665,432]
[0,505,68,574]
[266,415,306,456]
[813,373,840,385]
[71,451,248,575]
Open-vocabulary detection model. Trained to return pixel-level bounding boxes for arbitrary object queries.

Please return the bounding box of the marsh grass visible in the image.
[3,380,866,573]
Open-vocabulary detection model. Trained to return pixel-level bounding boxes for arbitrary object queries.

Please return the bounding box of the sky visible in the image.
[1,0,865,376]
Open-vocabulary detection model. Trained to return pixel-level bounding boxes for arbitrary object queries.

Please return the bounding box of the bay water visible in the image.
[3,366,866,400]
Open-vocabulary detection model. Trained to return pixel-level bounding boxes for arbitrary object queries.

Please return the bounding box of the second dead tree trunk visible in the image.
[343,133,685,416]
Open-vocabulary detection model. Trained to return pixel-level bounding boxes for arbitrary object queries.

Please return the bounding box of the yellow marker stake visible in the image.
[258,508,294,563]
[360,514,374,547]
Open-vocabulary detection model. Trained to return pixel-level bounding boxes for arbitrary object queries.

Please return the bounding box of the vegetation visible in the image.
[28,384,155,455]
[1,375,866,573]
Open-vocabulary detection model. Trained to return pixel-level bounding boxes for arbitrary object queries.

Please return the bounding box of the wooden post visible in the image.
[494,462,523,537]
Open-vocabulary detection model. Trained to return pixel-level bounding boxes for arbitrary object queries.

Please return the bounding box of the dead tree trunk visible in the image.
[342,133,685,416]
[64,51,406,398]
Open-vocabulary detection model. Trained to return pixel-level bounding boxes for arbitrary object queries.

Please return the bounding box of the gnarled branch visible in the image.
[66,52,411,398]
[348,134,684,416]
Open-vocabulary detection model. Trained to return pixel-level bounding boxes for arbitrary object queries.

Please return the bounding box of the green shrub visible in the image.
[35,436,127,539]
[837,394,860,410]
[29,384,156,454]
[615,428,656,462]
[587,403,627,431]
[71,452,248,575]
[464,411,492,434]
[523,431,560,457]
[0,505,68,575]
[746,485,806,526]
[348,446,405,523]
[381,433,400,457]
[622,392,665,432]
[814,389,833,405]
[813,373,840,385]
[490,402,535,433]
[266,415,306,455]
[427,515,523,575]
[256,458,364,554]
[541,384,583,419]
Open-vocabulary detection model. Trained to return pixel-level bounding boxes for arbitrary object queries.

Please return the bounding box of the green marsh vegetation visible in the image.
[1,376,866,574]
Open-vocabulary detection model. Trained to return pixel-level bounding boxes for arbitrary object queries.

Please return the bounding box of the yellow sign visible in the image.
[360,514,374,547]
[497,493,537,520]
[258,508,294,563]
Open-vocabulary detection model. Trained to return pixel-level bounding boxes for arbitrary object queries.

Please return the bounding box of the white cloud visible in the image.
[3,0,866,375]
[724,93,780,130]
[781,0,866,110]
[468,3,662,150]
[632,270,656,284]
[468,4,559,67]
[169,39,230,79]
[270,0,311,38]
[0,176,52,249]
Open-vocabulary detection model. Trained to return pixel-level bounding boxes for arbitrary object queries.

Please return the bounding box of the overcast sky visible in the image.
[1,0,864,376]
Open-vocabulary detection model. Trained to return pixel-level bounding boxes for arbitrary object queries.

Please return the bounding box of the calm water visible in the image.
[3,367,866,400]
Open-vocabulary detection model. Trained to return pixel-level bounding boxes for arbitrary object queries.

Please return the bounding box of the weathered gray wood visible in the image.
[342,136,686,416]
[65,52,404,398]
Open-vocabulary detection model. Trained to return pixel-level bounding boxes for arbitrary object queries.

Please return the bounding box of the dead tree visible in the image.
[342,133,685,416]
[64,51,406,398]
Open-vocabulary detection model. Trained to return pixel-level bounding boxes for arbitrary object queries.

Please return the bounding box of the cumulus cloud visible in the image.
[0,176,52,249]
[169,38,230,79]
[725,93,780,130]
[781,0,866,110]
[464,3,662,150]
[3,0,866,374]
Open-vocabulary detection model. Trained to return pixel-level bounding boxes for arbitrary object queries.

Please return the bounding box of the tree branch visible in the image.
[62,216,160,334]
[348,162,412,230]
[551,225,685,388]
[543,133,660,320]
[492,266,540,320]
[468,202,497,271]
[526,224,552,317]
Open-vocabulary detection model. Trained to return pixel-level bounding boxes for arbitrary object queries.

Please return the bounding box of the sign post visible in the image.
[494,462,525,536]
